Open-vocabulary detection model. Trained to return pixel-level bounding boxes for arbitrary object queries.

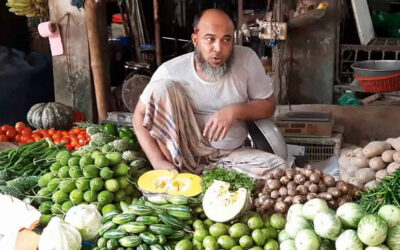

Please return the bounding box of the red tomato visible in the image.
[65,144,73,151]
[6,129,16,139]
[26,138,35,143]
[33,135,42,142]
[78,138,86,146]
[48,128,55,136]
[60,137,70,144]
[1,125,12,133]
[15,134,21,142]
[52,133,62,141]
[15,122,26,132]
[21,127,32,137]
[0,134,8,142]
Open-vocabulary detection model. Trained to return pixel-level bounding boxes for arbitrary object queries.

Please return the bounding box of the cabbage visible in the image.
[285,215,312,238]
[280,239,296,250]
[278,229,292,242]
[378,204,400,228]
[335,229,363,250]
[65,204,102,240]
[357,214,388,246]
[319,239,335,250]
[365,245,390,250]
[38,217,82,250]
[295,229,320,250]
[302,198,330,221]
[313,210,342,240]
[387,225,400,250]
[287,203,304,221]
[336,202,364,229]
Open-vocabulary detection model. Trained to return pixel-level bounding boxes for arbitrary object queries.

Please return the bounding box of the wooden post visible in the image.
[153,0,162,66]
[85,0,109,121]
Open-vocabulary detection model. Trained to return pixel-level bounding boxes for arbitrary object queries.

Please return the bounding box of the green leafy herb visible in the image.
[201,168,255,193]
[359,170,400,214]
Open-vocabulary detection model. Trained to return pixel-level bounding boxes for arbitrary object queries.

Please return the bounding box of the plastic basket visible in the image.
[355,72,400,93]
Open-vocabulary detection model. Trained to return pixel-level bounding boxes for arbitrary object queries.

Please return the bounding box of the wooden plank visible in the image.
[49,0,95,121]
[351,0,375,45]
[276,104,400,144]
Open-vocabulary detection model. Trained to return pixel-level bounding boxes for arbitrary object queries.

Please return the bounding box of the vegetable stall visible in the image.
[1,106,400,250]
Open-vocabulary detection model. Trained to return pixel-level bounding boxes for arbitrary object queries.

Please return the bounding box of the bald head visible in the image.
[195,9,235,34]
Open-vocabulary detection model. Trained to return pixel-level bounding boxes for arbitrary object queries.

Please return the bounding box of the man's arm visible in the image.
[203,95,275,141]
[132,101,176,170]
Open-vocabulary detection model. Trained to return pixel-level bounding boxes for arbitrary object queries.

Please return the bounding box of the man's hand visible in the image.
[203,106,236,141]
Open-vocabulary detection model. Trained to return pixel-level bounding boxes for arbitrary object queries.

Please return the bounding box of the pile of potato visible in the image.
[339,136,400,190]
[253,166,360,215]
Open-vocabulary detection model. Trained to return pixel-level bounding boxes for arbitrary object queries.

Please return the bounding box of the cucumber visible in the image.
[99,221,117,236]
[106,239,118,249]
[118,222,147,233]
[102,211,119,224]
[136,216,159,225]
[163,245,172,250]
[166,196,189,205]
[118,235,142,247]
[150,244,164,250]
[139,232,158,244]
[149,224,174,236]
[158,213,190,231]
[160,204,191,213]
[157,234,167,245]
[166,230,186,241]
[97,237,107,248]
[103,229,127,239]
[128,204,153,215]
[112,213,135,224]
[147,195,169,205]
[144,201,165,213]
[167,210,192,220]
[137,244,150,250]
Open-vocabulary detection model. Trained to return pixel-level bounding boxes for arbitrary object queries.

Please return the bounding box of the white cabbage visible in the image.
[65,204,102,240]
[38,217,81,250]
[302,198,330,221]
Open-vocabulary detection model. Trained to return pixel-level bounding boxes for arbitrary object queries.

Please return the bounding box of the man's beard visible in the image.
[194,48,233,82]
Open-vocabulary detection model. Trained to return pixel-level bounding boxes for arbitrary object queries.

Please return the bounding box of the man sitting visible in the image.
[133,9,284,177]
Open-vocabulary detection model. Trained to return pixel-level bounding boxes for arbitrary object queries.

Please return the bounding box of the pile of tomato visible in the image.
[0,122,90,151]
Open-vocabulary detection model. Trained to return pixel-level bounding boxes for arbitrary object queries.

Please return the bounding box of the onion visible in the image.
[294,174,306,185]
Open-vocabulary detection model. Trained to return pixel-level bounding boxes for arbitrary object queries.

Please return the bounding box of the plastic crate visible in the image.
[101,112,133,127]
[285,133,343,162]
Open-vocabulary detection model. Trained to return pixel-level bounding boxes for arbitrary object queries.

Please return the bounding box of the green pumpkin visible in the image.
[27,102,74,130]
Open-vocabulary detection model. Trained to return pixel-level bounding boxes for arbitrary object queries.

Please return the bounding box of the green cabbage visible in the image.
[65,204,102,240]
[280,239,296,250]
[336,202,364,229]
[314,210,342,240]
[285,215,312,238]
[335,229,363,250]
[365,245,390,250]
[38,217,82,250]
[357,214,388,246]
[278,229,292,243]
[287,203,304,222]
[378,204,400,228]
[387,225,400,250]
[302,198,330,221]
[295,229,320,250]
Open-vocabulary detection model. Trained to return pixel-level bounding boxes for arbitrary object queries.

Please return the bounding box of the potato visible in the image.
[279,186,288,198]
[387,137,400,151]
[352,147,364,157]
[308,183,318,193]
[339,170,351,183]
[382,150,396,163]
[394,152,400,163]
[322,175,336,187]
[362,141,391,158]
[280,176,291,185]
[349,177,363,189]
[296,185,308,195]
[340,148,354,157]
[309,173,321,184]
[387,162,400,175]
[350,156,369,168]
[338,155,354,169]
[375,169,388,180]
[336,181,349,194]
[369,157,387,170]
[364,180,378,190]
[271,190,280,199]
[318,182,328,192]
[355,168,376,183]
[294,174,306,185]
[346,165,359,177]
[267,179,281,190]
[272,168,285,179]
[285,168,296,179]
[327,187,341,198]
